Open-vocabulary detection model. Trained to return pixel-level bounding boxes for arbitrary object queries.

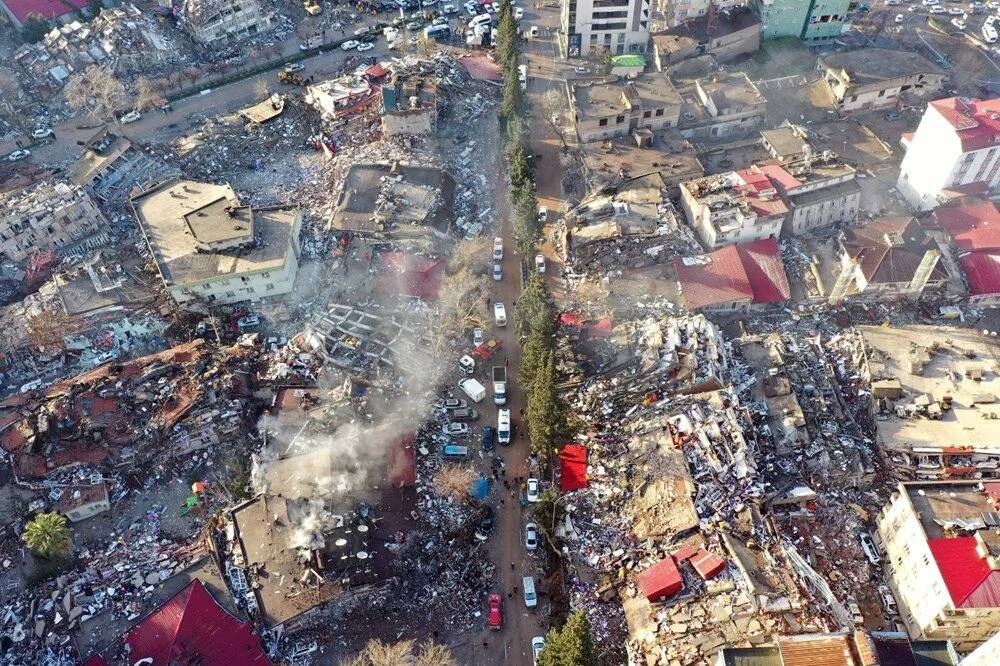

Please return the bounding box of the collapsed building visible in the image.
[131,178,302,306]
[0,181,110,263]
[69,129,179,204]
[381,73,438,137]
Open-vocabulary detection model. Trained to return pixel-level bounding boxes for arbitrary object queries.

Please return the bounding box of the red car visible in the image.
[487,593,503,630]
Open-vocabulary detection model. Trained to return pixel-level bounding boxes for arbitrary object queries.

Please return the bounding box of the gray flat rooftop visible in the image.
[131,179,297,287]
[903,481,994,539]
[861,325,1000,452]
[819,48,944,86]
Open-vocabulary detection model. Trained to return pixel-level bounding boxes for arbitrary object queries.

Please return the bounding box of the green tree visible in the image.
[527,351,565,456]
[495,0,518,67]
[532,489,563,535]
[502,68,524,119]
[21,15,50,43]
[516,274,554,336]
[23,513,71,559]
[538,610,599,666]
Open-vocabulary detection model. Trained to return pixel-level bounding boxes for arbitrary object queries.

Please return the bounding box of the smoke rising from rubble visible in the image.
[253,339,442,556]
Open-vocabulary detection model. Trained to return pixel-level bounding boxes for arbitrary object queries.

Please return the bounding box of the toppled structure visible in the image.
[680,168,788,249]
[652,6,761,69]
[0,181,110,262]
[131,179,302,306]
[69,129,179,204]
[858,325,1000,479]
[675,71,767,142]
[381,73,438,137]
[579,132,704,199]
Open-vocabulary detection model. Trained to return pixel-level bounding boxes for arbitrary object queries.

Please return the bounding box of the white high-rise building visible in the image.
[897,96,1000,211]
[561,0,651,57]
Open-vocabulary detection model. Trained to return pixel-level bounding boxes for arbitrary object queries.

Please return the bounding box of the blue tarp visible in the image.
[471,478,490,500]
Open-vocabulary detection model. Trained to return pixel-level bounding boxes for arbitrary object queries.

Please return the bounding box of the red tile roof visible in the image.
[690,549,725,580]
[675,239,790,310]
[734,166,790,218]
[125,579,271,666]
[928,537,1000,608]
[636,557,682,601]
[961,251,1000,296]
[927,202,1000,252]
[1,0,88,24]
[930,97,1000,152]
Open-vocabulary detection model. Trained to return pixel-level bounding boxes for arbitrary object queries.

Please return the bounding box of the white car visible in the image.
[525,522,538,550]
[948,7,964,15]
[895,13,904,22]
[497,408,511,444]
[473,327,485,346]
[442,422,470,436]
[923,0,938,5]
[526,478,539,502]
[422,0,437,5]
[443,3,457,12]
[534,253,546,274]
[354,26,369,35]
[952,17,966,28]
[929,5,946,12]
[341,39,360,50]
[493,236,503,260]
[357,41,375,51]
[120,110,141,124]
[284,62,306,72]
[532,637,545,664]
[537,206,548,222]
[493,302,507,327]
[31,128,53,139]
[514,6,523,19]
[492,263,502,281]
[7,149,30,161]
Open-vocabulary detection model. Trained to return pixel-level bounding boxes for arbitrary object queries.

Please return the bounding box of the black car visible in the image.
[475,507,495,541]
[482,426,495,451]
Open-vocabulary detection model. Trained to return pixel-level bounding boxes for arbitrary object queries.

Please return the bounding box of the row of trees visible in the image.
[538,610,599,666]
[517,274,565,457]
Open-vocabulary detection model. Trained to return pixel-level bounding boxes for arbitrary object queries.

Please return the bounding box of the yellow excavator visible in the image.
[277,70,307,85]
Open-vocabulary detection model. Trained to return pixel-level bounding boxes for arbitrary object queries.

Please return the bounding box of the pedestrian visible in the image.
[513,584,518,594]
[511,562,515,570]
[505,355,509,367]
[486,296,491,306]
[483,641,488,649]
[507,592,513,599]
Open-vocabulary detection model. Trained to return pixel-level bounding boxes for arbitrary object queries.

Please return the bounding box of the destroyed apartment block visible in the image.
[717,631,962,665]
[924,200,1000,307]
[858,325,1000,480]
[52,250,154,318]
[69,129,180,204]
[131,178,302,306]
[178,0,275,46]
[330,162,453,240]
[298,303,435,377]
[0,180,111,263]
[240,94,287,124]
[579,130,705,199]
[651,5,761,70]
[305,70,382,123]
[877,480,1000,651]
[53,482,111,522]
[381,73,439,137]
[674,238,790,312]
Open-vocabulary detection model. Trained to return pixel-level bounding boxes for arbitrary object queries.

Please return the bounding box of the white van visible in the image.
[523,576,537,608]
[469,13,491,27]
[459,377,487,402]
[498,407,511,444]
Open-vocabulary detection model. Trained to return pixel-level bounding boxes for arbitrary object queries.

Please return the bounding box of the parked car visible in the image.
[406,20,423,29]
[237,315,261,331]
[120,110,141,124]
[436,397,468,410]
[493,302,507,327]
[497,408,511,444]
[859,531,880,565]
[531,637,545,665]
[284,63,306,72]
[31,128,53,139]
[6,149,30,162]
[514,6,524,19]
[878,585,897,610]
[895,13,905,22]
[493,263,502,281]
[929,5,946,12]
[459,354,475,375]
[487,594,503,629]
[357,41,375,50]
[492,236,503,260]
[526,478,539,502]
[473,327,485,347]
[535,253,546,273]
[482,426,495,451]
[525,522,538,550]
[537,206,548,222]
[442,422,470,436]
[475,508,494,541]
[948,6,964,14]
[450,408,479,422]
[341,39,361,50]
[573,66,589,74]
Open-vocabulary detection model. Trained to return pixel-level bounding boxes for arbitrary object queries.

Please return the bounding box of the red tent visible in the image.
[125,579,271,666]
[559,444,588,492]
[376,252,443,301]
[636,557,682,601]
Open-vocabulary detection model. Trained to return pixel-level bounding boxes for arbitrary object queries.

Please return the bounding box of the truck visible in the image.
[458,377,486,403]
[492,366,507,405]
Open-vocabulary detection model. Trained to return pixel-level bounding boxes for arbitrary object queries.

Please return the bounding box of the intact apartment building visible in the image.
[561,0,651,57]
[131,179,301,306]
[877,481,1000,651]
[768,157,860,235]
[756,0,851,44]
[897,96,1000,211]
[652,6,760,68]
[178,0,274,46]
[571,75,683,143]
[657,0,747,28]
[818,48,947,114]
[0,181,109,263]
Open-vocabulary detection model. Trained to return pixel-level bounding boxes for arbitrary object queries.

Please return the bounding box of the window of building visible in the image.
[616,115,625,124]
[655,108,664,117]
[266,283,275,291]
[226,291,236,297]
[643,110,651,118]
[262,271,271,278]
[599,118,608,126]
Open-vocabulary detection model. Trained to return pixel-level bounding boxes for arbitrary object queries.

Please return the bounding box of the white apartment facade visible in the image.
[562,0,651,57]
[0,182,109,262]
[680,169,787,249]
[877,481,1000,652]
[897,96,1000,211]
[659,0,747,27]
